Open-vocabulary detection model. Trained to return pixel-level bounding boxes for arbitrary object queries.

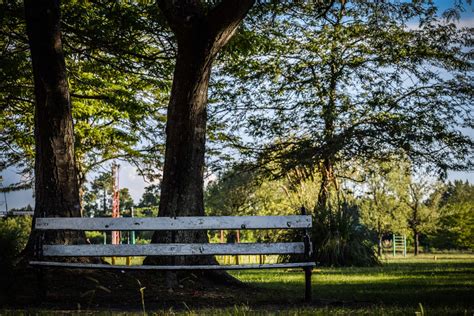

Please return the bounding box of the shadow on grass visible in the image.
[231,260,474,309]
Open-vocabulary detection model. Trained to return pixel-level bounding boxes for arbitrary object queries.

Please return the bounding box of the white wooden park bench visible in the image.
[29,213,315,301]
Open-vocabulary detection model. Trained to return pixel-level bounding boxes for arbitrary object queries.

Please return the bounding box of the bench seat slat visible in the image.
[29,261,316,270]
[35,216,312,231]
[43,242,308,257]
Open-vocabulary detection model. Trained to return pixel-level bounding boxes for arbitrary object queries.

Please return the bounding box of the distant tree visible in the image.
[430,181,474,250]
[83,171,134,218]
[7,205,33,214]
[205,166,257,216]
[88,172,113,217]
[81,187,98,218]
[137,184,160,208]
[205,165,321,217]
[119,188,134,216]
[359,159,411,256]
[404,177,442,255]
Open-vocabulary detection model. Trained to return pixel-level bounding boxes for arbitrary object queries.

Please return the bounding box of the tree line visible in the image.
[206,162,473,265]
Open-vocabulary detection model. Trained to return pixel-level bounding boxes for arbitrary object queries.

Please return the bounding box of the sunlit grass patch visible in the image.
[230,253,474,312]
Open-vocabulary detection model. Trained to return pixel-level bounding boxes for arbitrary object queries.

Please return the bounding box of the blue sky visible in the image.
[1,1,473,211]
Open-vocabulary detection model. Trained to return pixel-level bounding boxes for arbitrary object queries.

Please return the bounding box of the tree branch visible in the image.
[70,93,110,100]
[207,0,255,50]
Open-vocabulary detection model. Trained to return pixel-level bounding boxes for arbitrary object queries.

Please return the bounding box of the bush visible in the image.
[85,231,105,244]
[429,202,473,251]
[312,202,380,267]
[0,216,31,269]
[278,202,379,267]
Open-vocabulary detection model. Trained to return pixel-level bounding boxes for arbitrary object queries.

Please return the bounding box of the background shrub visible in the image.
[312,202,380,267]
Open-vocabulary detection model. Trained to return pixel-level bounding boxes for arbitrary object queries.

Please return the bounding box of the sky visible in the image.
[0,1,473,211]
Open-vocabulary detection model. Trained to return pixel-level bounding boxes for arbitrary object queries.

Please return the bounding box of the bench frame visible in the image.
[31,210,315,302]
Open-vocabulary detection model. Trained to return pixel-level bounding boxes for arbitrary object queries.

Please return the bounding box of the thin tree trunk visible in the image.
[413,230,419,256]
[23,0,85,258]
[411,202,419,256]
[317,157,336,210]
[378,234,383,257]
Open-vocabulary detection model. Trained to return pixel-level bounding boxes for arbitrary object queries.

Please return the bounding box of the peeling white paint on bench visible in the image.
[43,242,308,257]
[29,261,316,270]
[35,215,312,231]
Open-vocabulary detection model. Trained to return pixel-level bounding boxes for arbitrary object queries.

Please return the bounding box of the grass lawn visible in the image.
[222,253,474,315]
[96,253,474,314]
[1,254,472,315]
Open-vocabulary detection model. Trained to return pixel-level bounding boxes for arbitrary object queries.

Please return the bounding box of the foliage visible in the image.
[137,184,160,208]
[358,158,411,255]
[82,170,133,217]
[430,181,474,250]
[313,201,380,267]
[85,231,104,245]
[205,166,378,266]
[205,165,259,216]
[0,1,34,190]
[206,165,321,217]
[119,188,135,216]
[0,0,174,190]
[0,216,31,270]
[403,176,442,252]
[83,171,113,217]
[212,0,473,208]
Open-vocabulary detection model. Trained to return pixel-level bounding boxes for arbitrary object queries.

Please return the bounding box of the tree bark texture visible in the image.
[24,0,85,251]
[147,0,254,266]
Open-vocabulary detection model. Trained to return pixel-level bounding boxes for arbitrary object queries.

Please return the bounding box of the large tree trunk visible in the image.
[148,33,213,265]
[23,0,85,257]
[146,0,254,269]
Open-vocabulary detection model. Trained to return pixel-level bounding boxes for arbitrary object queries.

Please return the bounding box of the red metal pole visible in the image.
[111,163,120,245]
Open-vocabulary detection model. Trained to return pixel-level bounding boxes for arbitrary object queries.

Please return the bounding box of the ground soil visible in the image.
[0,266,308,312]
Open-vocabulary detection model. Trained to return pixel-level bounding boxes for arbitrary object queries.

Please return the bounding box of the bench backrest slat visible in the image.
[35,215,312,231]
[43,242,307,257]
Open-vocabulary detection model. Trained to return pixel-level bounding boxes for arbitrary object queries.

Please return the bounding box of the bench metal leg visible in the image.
[304,266,312,302]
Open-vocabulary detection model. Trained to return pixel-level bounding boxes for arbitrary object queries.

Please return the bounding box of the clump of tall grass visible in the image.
[312,201,380,267]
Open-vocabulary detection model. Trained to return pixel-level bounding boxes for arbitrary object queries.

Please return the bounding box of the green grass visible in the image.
[225,254,474,315]
[100,254,474,315]
[99,254,473,314]
[3,254,472,315]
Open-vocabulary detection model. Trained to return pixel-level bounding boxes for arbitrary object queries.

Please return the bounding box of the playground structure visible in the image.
[392,234,407,257]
